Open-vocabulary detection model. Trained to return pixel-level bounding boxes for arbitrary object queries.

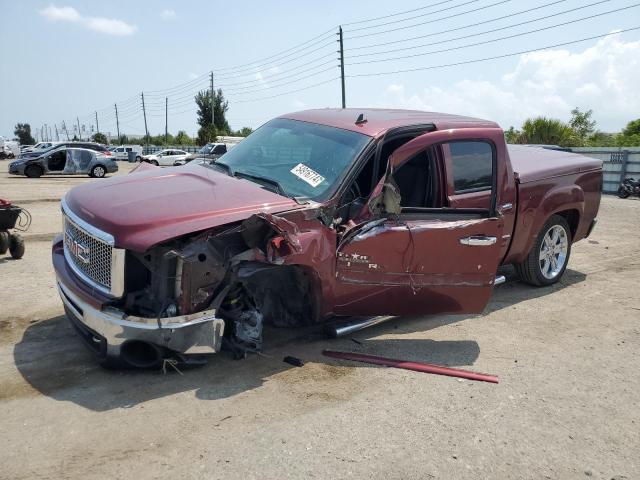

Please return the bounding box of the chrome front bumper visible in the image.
[57,278,225,359]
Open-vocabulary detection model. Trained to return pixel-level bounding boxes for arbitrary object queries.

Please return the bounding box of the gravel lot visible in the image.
[0,160,638,480]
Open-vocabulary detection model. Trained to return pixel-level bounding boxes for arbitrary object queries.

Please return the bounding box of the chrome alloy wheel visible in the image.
[538,224,568,280]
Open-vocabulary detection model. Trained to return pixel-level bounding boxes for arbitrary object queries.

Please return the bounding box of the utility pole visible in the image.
[210,71,215,128]
[114,103,120,141]
[62,121,70,140]
[95,111,100,135]
[76,117,81,140]
[165,97,168,143]
[339,26,346,109]
[141,92,149,146]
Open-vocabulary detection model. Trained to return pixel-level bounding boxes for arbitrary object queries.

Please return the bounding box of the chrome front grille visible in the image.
[64,216,113,289]
[61,197,125,297]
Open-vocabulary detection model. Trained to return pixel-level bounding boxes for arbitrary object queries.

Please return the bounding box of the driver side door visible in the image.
[333,129,505,316]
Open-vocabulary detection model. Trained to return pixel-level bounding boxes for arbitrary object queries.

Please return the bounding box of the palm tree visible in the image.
[518,117,576,146]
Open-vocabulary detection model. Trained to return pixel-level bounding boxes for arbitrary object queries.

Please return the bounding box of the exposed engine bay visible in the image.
[118,213,318,358]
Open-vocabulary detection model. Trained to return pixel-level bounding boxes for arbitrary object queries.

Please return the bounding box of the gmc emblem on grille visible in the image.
[66,230,90,264]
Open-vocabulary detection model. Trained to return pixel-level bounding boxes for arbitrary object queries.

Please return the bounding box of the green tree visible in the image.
[236,127,253,137]
[518,117,576,147]
[197,124,217,146]
[14,123,35,145]
[195,88,230,134]
[622,119,640,137]
[568,108,596,146]
[504,126,520,144]
[92,132,108,144]
[174,130,194,145]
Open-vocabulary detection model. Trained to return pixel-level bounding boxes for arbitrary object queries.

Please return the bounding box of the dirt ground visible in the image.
[0,160,638,480]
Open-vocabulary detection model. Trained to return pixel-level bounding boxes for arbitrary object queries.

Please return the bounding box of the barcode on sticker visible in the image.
[290,163,325,188]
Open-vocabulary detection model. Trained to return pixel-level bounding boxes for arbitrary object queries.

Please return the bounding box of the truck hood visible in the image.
[64,163,301,252]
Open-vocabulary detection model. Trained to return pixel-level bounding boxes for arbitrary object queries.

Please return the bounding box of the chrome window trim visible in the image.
[61,196,125,298]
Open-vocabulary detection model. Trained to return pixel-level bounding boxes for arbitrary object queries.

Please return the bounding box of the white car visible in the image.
[142,149,188,166]
[112,145,143,161]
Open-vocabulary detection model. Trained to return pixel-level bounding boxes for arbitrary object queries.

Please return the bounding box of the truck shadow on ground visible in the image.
[12,266,586,412]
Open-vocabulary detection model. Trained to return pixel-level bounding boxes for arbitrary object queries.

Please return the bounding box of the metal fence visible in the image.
[569,147,640,194]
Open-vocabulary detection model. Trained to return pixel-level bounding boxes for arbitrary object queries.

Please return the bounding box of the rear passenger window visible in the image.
[448,141,493,193]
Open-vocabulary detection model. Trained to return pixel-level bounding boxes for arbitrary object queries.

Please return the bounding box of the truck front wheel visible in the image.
[515,215,572,286]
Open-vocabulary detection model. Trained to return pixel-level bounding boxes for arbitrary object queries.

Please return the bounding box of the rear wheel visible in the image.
[515,215,571,286]
[9,233,25,259]
[151,160,159,166]
[25,164,43,178]
[0,231,9,254]
[90,164,106,178]
[617,186,630,198]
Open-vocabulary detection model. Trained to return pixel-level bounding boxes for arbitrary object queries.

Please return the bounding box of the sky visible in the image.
[1,0,639,141]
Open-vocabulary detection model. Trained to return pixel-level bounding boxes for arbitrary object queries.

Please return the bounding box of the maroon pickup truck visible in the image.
[52,109,602,368]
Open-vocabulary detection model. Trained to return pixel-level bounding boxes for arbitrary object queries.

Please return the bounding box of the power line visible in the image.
[345,0,513,40]
[232,76,340,103]
[347,3,639,65]
[346,0,481,33]
[342,0,461,26]
[347,27,640,77]
[348,0,611,57]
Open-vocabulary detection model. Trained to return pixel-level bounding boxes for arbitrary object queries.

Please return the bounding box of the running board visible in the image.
[325,316,394,338]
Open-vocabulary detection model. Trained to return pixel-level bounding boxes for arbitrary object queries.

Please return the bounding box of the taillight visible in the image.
[103,151,112,156]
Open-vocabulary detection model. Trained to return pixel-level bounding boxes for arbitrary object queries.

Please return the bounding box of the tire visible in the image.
[151,160,159,166]
[514,214,572,287]
[0,231,9,254]
[617,186,630,198]
[24,164,43,178]
[9,233,25,259]
[90,164,106,178]
[136,156,142,162]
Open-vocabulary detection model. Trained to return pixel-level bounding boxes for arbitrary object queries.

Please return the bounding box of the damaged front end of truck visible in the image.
[54,200,335,368]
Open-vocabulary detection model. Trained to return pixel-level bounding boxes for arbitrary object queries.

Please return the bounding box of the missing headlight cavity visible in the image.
[119,213,316,357]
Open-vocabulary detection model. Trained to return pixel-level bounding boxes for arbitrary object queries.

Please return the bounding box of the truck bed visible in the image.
[507,145,602,184]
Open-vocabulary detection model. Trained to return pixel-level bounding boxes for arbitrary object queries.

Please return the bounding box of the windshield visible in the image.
[199,145,213,154]
[210,118,370,200]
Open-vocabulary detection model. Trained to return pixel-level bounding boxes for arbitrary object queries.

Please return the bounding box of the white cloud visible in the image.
[39,5,81,22]
[160,9,176,20]
[380,35,640,131]
[38,4,136,36]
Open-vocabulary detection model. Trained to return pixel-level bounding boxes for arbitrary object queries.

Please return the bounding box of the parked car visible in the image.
[21,141,60,153]
[9,147,117,178]
[111,145,143,161]
[52,109,602,368]
[141,149,188,166]
[19,142,111,159]
[174,143,227,166]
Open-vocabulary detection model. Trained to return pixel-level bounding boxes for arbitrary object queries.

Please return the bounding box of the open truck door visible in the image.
[333,128,505,317]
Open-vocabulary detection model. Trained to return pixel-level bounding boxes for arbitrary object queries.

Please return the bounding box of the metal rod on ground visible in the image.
[339,26,346,109]
[322,350,499,384]
[114,103,120,141]
[326,316,395,338]
[141,92,149,147]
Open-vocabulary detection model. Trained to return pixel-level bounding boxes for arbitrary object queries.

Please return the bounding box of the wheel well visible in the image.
[554,209,580,239]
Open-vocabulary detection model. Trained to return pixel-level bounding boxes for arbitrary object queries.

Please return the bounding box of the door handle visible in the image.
[459,235,497,246]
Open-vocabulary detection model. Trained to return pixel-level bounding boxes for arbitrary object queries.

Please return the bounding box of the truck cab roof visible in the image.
[281,108,500,138]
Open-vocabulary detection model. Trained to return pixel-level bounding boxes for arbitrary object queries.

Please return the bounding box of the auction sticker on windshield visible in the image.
[290,163,325,188]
